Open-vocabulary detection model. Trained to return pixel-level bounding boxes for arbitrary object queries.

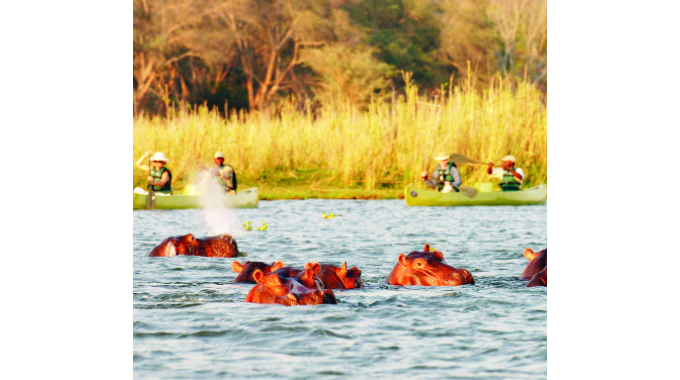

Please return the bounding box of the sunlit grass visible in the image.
[133,73,547,196]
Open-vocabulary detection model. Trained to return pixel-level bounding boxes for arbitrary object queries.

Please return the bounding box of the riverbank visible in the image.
[134,75,547,194]
[257,184,403,200]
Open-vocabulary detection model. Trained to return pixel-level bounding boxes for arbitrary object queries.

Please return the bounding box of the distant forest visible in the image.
[133,0,546,116]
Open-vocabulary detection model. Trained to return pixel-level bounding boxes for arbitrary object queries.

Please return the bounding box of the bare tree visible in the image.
[213,0,329,111]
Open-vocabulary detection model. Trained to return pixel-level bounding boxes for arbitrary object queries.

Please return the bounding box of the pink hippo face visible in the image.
[146,233,239,257]
[232,261,285,283]
[386,244,475,286]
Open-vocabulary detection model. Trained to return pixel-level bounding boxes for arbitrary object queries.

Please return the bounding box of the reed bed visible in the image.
[133,73,547,195]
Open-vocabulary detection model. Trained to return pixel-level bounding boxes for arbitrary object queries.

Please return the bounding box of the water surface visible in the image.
[134,200,547,379]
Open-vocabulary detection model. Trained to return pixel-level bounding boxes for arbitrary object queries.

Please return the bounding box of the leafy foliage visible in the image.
[133,0,547,115]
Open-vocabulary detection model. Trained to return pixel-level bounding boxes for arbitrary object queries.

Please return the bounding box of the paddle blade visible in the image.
[459,186,478,199]
[146,183,155,209]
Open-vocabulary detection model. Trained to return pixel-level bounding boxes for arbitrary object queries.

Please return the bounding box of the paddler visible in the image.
[487,155,524,191]
[135,151,173,194]
[209,151,237,195]
[421,152,462,193]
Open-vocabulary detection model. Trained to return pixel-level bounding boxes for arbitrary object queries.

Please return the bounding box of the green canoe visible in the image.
[404,183,547,206]
[133,187,259,210]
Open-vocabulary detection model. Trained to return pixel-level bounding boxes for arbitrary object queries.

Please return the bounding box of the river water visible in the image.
[133,200,547,379]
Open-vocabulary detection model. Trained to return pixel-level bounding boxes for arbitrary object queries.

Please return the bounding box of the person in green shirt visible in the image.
[421,152,462,193]
[487,155,524,191]
[135,151,173,194]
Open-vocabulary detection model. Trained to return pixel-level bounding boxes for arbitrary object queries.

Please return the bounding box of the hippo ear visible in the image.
[271,261,284,271]
[524,248,538,261]
[232,261,245,273]
[339,262,348,276]
[423,243,430,252]
[304,262,321,275]
[398,253,407,266]
[433,250,444,261]
[300,269,315,285]
[252,269,265,283]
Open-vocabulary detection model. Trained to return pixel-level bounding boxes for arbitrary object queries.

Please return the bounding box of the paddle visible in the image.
[448,153,490,165]
[146,155,155,209]
[457,185,478,198]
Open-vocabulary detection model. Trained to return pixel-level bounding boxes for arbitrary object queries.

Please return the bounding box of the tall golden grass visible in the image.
[133,72,547,193]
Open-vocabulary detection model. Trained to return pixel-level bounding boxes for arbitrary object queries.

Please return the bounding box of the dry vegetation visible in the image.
[133,72,546,196]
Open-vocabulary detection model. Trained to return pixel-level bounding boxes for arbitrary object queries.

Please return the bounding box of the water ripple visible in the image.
[134,200,546,379]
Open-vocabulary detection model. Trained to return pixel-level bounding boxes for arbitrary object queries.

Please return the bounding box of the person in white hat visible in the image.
[421,152,462,193]
[487,155,524,191]
[135,151,173,194]
[209,151,237,195]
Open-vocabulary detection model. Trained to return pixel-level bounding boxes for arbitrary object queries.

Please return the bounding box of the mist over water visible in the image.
[134,200,547,379]
[195,171,243,238]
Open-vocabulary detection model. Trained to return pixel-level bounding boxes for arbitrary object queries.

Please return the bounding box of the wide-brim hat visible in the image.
[214,151,225,159]
[501,155,516,163]
[150,152,169,163]
[434,152,450,161]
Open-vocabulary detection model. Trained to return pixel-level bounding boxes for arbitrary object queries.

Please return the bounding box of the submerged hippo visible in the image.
[521,248,547,280]
[245,266,337,306]
[317,262,363,289]
[232,261,285,283]
[146,233,239,257]
[526,267,547,287]
[386,244,475,286]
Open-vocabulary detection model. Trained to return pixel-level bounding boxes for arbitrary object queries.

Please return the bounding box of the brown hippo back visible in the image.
[526,267,547,287]
[521,248,547,279]
[146,233,239,257]
[317,262,363,289]
[386,244,475,286]
[232,261,284,283]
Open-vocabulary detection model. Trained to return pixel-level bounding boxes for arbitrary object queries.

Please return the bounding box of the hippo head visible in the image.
[146,233,239,257]
[246,270,300,306]
[521,247,547,280]
[386,244,475,286]
[232,261,285,283]
[246,268,336,306]
[318,262,364,289]
[146,234,198,257]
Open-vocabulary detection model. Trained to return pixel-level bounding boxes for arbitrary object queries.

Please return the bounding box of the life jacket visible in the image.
[499,167,521,191]
[215,164,238,192]
[436,162,458,191]
[150,167,173,194]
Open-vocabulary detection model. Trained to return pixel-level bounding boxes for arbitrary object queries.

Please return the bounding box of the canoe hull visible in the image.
[404,184,547,206]
[133,187,259,209]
